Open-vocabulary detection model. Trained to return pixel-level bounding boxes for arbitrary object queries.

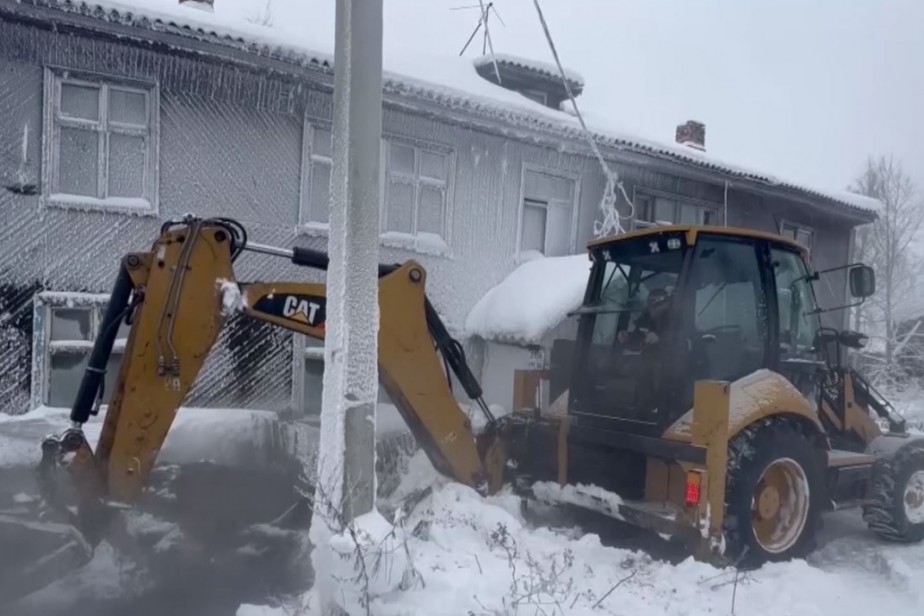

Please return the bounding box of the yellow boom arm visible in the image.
[39,216,505,543]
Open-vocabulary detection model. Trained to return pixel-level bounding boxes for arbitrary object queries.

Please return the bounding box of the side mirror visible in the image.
[839,330,869,349]
[849,265,875,298]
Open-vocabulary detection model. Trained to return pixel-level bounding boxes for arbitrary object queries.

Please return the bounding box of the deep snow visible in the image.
[238,447,924,616]
[4,400,923,616]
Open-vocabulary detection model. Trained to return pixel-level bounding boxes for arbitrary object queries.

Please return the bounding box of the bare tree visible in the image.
[849,155,924,382]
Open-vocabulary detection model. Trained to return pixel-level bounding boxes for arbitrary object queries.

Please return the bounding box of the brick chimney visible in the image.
[675,120,705,151]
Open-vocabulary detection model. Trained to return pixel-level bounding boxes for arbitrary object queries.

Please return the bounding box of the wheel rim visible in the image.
[751,457,810,554]
[904,470,924,525]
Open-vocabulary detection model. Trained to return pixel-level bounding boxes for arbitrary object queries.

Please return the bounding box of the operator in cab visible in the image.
[617,286,672,351]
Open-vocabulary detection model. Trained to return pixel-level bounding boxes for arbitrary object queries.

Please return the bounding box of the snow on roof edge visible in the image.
[24,0,882,219]
[465,254,591,346]
[472,52,585,88]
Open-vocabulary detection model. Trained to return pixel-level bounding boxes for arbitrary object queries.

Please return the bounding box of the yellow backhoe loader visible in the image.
[1,215,922,604]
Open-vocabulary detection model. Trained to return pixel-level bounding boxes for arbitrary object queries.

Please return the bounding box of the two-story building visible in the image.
[0,0,880,422]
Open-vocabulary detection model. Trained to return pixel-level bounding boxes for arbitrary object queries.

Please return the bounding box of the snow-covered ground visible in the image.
[236,445,924,616]
[236,393,924,616]
[4,396,923,616]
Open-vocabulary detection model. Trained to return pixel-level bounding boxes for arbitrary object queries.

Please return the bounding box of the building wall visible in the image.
[0,16,866,419]
[0,18,602,416]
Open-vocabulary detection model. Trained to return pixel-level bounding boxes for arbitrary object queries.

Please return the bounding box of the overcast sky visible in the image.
[219,0,923,198]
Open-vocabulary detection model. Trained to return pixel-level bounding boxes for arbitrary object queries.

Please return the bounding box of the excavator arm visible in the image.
[5,216,508,603]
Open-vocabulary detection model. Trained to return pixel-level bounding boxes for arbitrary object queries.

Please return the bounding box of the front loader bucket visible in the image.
[0,513,93,605]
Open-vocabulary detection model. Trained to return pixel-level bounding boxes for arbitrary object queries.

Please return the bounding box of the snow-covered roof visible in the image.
[465,254,592,345]
[472,52,585,89]
[19,0,882,218]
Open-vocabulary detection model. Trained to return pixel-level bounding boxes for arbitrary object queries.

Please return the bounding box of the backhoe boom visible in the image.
[37,216,505,556]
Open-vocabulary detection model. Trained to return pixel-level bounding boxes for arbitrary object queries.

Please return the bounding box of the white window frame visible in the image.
[380,135,456,256]
[631,188,721,229]
[298,116,333,235]
[30,291,129,411]
[515,164,581,259]
[780,220,815,253]
[41,66,160,215]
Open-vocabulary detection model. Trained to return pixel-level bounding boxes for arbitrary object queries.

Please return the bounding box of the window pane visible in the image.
[420,151,447,181]
[703,209,716,225]
[679,203,700,224]
[545,204,572,256]
[303,359,324,416]
[691,238,768,381]
[635,195,654,222]
[108,133,146,198]
[417,186,443,235]
[386,182,414,233]
[772,249,820,358]
[547,176,574,202]
[389,143,415,175]
[309,162,331,224]
[524,171,573,202]
[50,308,92,341]
[48,352,88,407]
[109,89,146,126]
[60,83,99,121]
[312,127,332,159]
[797,229,812,248]
[524,170,544,198]
[58,127,99,197]
[521,202,547,253]
[654,198,675,223]
[99,305,131,340]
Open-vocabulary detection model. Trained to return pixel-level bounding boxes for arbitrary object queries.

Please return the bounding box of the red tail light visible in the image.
[685,470,703,506]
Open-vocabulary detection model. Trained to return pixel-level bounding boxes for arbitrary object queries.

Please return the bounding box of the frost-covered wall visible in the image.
[0,13,863,419]
[0,16,605,416]
[0,18,312,414]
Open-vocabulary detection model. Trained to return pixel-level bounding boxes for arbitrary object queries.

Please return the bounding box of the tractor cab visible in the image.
[566,225,858,436]
[512,225,924,566]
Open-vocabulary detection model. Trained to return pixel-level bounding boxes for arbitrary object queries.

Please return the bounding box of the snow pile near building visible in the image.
[465,254,591,345]
[240,448,924,616]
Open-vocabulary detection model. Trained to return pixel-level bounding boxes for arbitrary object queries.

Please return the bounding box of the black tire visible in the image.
[863,446,924,543]
[722,420,826,567]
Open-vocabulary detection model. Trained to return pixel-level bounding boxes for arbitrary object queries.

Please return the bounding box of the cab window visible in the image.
[771,248,821,360]
[689,236,769,381]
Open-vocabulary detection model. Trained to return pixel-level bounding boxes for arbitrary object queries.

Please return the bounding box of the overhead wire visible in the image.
[530,0,635,237]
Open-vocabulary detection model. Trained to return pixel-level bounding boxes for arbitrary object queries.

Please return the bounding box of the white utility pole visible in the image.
[309,0,383,611]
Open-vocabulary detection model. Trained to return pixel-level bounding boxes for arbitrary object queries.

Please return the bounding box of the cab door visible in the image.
[683,233,772,388]
[766,244,824,395]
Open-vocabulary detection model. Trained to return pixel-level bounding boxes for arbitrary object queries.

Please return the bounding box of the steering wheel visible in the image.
[700,324,742,341]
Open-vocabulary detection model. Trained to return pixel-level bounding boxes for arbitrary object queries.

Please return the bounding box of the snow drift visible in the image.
[240,448,924,616]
